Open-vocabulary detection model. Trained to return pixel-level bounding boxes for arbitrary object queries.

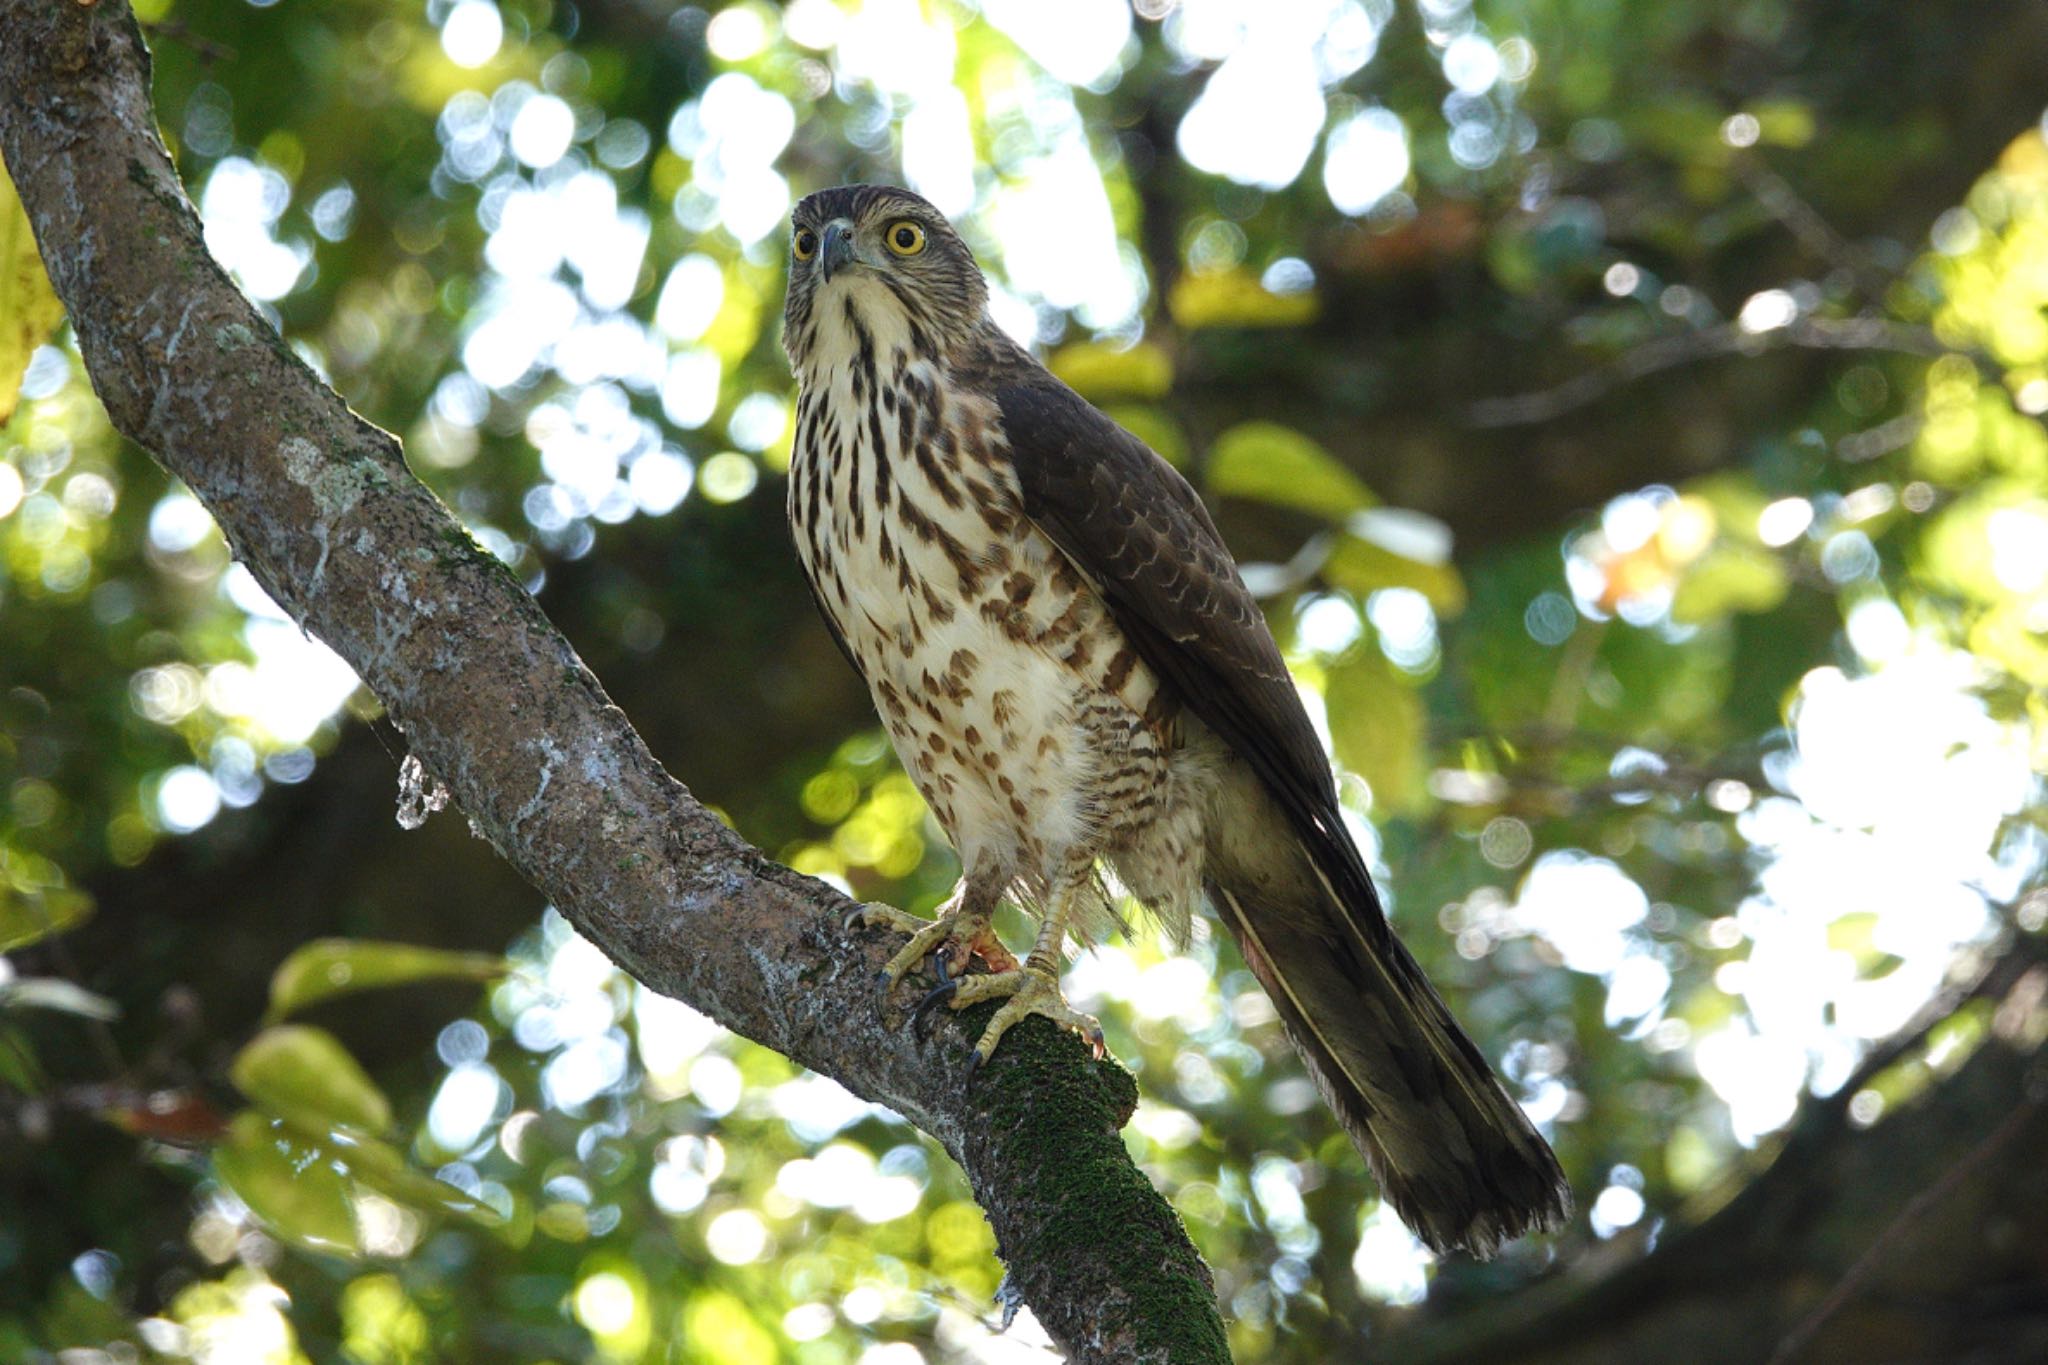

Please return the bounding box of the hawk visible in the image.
[782,184,1569,1255]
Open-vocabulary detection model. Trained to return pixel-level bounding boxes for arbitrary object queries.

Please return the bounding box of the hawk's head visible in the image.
[781,184,990,378]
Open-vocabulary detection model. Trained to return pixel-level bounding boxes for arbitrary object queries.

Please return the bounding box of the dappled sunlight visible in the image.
[6,0,2048,1358]
[153,1270,308,1365]
[1351,1205,1433,1306]
[199,157,310,304]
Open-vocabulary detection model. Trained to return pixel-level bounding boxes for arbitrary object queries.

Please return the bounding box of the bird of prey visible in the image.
[781,184,1569,1255]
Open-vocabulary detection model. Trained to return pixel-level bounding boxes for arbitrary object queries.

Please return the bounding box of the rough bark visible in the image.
[0,6,1227,1360]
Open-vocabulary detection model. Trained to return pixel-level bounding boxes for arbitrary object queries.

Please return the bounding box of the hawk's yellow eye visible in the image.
[885,221,926,257]
[793,227,819,260]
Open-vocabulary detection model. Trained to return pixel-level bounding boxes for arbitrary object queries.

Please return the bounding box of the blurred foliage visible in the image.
[3,0,2046,1361]
[0,159,65,425]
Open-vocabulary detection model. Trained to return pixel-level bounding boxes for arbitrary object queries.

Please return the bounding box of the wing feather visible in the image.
[990,374,1395,955]
[798,568,864,679]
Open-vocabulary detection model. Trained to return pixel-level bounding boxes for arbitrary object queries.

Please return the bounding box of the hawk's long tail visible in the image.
[1209,862,1570,1257]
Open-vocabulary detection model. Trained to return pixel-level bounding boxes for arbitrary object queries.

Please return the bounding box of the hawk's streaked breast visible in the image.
[788,279,1207,937]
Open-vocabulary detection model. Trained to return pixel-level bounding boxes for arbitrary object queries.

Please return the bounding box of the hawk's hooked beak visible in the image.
[819,221,857,283]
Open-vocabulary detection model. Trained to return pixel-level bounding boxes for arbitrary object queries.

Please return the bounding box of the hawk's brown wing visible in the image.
[994,372,1571,1255]
[797,564,865,679]
[990,373,1393,950]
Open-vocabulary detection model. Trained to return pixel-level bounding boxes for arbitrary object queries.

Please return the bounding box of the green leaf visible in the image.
[0,1024,43,1095]
[214,1111,361,1256]
[1824,912,1903,974]
[316,1121,510,1236]
[681,1289,780,1365]
[265,937,507,1023]
[216,1109,506,1255]
[230,1024,393,1134]
[1323,650,1428,815]
[1322,514,1467,615]
[1206,422,1377,521]
[1682,473,1771,544]
[0,154,65,425]
[1167,268,1319,329]
[1749,99,1817,149]
[1485,226,1543,295]
[0,881,93,953]
[1825,912,1879,955]
[0,978,120,1021]
[1671,543,1789,623]
[1627,92,1728,163]
[1048,340,1173,399]
[1970,601,2048,687]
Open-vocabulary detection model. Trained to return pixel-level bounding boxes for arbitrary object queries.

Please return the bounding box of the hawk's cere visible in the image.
[781,184,1569,1256]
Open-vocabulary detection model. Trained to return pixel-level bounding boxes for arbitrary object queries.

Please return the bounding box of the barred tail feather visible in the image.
[1210,870,1570,1257]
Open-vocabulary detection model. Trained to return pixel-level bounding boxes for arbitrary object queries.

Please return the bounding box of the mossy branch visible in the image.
[0,4,1227,1358]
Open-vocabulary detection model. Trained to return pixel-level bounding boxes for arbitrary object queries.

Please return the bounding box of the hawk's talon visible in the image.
[911,977,958,1040]
[848,901,929,937]
[931,965,1103,1070]
[855,900,1019,1005]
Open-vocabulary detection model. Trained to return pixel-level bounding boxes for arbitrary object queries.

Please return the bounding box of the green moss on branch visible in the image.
[961,1008,1231,1364]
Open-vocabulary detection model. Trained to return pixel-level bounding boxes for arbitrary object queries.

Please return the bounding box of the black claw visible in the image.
[911,979,958,1041]
[965,1048,986,1081]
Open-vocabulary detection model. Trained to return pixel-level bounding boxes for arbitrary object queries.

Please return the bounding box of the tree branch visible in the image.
[0,6,1227,1360]
[1463,317,1951,430]
[1762,1089,2043,1365]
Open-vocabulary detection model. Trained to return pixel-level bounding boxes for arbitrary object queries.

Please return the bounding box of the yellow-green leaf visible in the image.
[1628,93,1727,162]
[0,881,93,953]
[318,1122,510,1236]
[1322,519,1467,615]
[1049,340,1173,400]
[681,1289,779,1365]
[1168,268,1319,329]
[231,1024,392,1134]
[1970,600,2048,687]
[1206,422,1377,520]
[1671,542,1789,623]
[1749,99,1816,149]
[214,1111,361,1255]
[0,1024,43,1095]
[1323,650,1428,815]
[265,937,507,1023]
[0,153,65,425]
[1682,473,1771,544]
[395,37,541,114]
[1825,912,1879,955]
[1916,490,2030,605]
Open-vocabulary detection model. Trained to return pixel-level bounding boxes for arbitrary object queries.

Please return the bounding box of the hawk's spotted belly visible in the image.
[788,315,1207,935]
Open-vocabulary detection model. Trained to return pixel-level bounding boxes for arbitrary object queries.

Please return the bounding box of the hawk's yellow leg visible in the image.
[938,886,1105,1069]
